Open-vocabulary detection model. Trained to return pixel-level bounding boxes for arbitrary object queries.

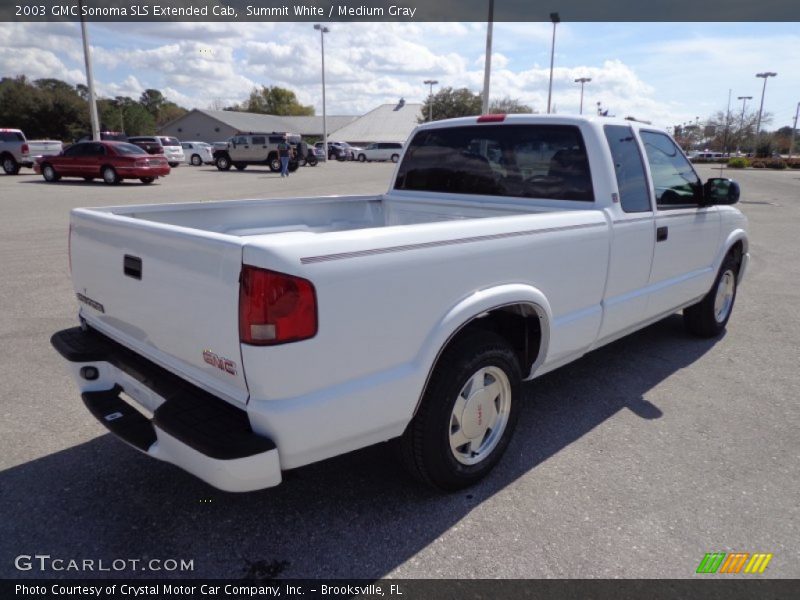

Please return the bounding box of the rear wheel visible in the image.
[234,163,247,171]
[190,154,202,166]
[216,154,231,170]
[399,331,521,490]
[42,164,60,182]
[684,253,739,337]
[168,162,179,168]
[102,166,119,185]
[139,177,155,184]
[2,155,20,175]
[288,161,299,173]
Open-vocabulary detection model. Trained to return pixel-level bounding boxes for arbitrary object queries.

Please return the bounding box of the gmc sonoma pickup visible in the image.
[52,115,749,492]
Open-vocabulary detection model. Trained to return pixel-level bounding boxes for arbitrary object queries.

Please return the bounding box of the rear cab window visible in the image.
[603,125,652,213]
[395,124,594,201]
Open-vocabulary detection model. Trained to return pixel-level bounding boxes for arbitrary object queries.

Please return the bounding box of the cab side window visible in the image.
[640,131,703,208]
[603,125,651,213]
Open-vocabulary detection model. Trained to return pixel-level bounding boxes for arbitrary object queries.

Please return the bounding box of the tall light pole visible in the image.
[78,0,100,140]
[789,101,799,160]
[314,24,329,161]
[423,79,438,122]
[755,72,777,138]
[574,77,591,115]
[546,12,560,114]
[737,95,752,153]
[481,0,494,115]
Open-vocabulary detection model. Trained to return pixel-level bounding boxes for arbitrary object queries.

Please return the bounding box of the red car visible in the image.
[35,141,170,185]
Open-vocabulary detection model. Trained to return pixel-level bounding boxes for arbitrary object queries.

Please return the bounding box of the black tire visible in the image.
[42,163,60,182]
[684,253,739,337]
[269,156,281,172]
[307,156,318,167]
[234,163,247,171]
[139,177,155,184]
[399,330,521,491]
[191,154,202,166]
[391,154,400,163]
[83,176,93,182]
[169,162,179,168]
[216,154,231,171]
[358,154,366,162]
[288,161,299,173]
[2,154,20,175]
[101,166,119,185]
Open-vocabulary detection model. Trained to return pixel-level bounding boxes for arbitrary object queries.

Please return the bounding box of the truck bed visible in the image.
[98,194,556,237]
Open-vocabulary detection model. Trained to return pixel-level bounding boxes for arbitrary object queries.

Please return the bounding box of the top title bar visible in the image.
[4,0,800,22]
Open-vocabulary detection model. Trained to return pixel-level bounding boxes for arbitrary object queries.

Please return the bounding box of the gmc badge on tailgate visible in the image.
[202,350,237,375]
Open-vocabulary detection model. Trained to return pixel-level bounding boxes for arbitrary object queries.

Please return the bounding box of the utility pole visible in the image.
[737,95,752,154]
[789,101,800,160]
[574,77,591,115]
[722,88,732,155]
[423,80,438,122]
[755,72,777,138]
[314,24,329,162]
[481,0,494,115]
[79,0,100,141]
[546,12,560,114]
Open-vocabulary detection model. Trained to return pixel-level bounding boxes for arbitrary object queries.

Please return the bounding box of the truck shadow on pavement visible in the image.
[0,314,720,579]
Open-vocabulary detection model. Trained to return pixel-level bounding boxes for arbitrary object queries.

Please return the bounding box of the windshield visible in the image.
[159,137,180,147]
[113,143,148,155]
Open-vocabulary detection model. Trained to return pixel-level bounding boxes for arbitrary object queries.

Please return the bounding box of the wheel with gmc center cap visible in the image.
[399,330,521,490]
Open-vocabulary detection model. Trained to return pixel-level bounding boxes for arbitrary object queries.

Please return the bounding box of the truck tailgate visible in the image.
[69,208,248,406]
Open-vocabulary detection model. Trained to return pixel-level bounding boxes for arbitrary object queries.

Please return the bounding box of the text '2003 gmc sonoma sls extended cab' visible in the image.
[52,115,749,492]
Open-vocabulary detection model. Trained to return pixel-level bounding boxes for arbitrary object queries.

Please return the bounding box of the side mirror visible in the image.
[703,178,740,205]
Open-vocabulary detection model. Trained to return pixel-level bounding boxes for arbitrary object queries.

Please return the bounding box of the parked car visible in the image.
[0,128,29,174]
[357,142,404,163]
[26,140,64,164]
[213,132,301,172]
[324,141,358,161]
[52,114,748,492]
[127,136,184,167]
[181,141,214,166]
[34,141,170,185]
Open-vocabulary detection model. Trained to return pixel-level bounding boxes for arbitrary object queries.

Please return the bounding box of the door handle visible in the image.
[656,226,668,242]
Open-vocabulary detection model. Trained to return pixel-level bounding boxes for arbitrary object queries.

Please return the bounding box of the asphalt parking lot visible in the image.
[0,162,798,579]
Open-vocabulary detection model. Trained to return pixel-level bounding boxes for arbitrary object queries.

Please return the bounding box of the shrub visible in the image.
[727,157,749,169]
[766,159,787,170]
[787,159,800,169]
[751,160,766,168]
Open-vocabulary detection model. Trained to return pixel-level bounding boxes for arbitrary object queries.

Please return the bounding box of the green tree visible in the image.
[489,96,534,114]
[243,86,314,116]
[139,88,165,118]
[418,87,482,123]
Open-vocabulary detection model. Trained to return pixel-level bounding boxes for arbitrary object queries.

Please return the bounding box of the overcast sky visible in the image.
[1,21,798,129]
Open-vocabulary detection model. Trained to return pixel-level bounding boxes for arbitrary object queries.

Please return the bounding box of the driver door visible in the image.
[638,130,721,319]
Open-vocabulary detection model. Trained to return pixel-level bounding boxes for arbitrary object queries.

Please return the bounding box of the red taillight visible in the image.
[21,143,29,154]
[477,114,506,123]
[239,266,317,345]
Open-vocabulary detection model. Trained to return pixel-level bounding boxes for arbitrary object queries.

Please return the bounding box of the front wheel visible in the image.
[684,254,739,337]
[391,154,400,163]
[269,157,282,172]
[42,164,60,182]
[234,163,247,171]
[358,154,366,162]
[398,330,521,490]
[216,155,231,170]
[191,154,202,166]
[139,177,155,184]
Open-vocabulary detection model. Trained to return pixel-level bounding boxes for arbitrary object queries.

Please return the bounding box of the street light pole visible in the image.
[78,0,100,141]
[423,79,438,122]
[481,0,494,115]
[789,101,800,160]
[574,77,591,115]
[314,24,329,162]
[755,71,777,138]
[546,12,560,114]
[737,95,752,154]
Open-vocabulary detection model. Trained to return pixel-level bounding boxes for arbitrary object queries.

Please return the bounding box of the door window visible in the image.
[63,143,90,157]
[640,131,703,208]
[603,125,651,213]
[251,136,266,145]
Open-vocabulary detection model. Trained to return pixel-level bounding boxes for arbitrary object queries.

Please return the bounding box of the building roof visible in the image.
[187,109,357,136]
[330,101,423,143]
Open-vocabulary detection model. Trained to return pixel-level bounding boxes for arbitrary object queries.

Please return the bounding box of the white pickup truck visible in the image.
[52,115,749,493]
